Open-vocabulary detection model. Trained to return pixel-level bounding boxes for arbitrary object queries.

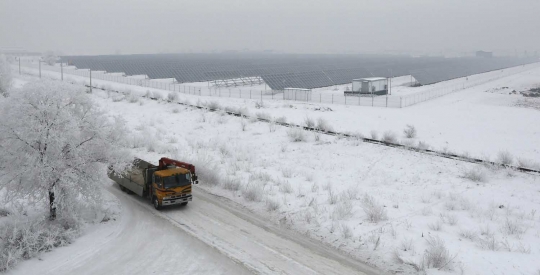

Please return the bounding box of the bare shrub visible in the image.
[403,124,417,138]
[459,229,478,241]
[500,218,526,237]
[344,186,359,200]
[400,238,414,251]
[268,121,276,132]
[382,131,398,143]
[265,198,281,211]
[304,116,315,128]
[167,92,178,102]
[327,189,338,205]
[242,184,263,202]
[424,236,454,270]
[278,181,293,194]
[287,128,306,142]
[428,220,443,231]
[477,236,499,251]
[316,118,334,132]
[462,167,487,182]
[221,177,241,191]
[497,150,513,165]
[255,101,265,109]
[332,200,353,220]
[341,224,353,239]
[361,194,388,222]
[282,168,295,178]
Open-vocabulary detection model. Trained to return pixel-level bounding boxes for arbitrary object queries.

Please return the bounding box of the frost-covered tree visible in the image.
[0,80,132,219]
[0,54,12,97]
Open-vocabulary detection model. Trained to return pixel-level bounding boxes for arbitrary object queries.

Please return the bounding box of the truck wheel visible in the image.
[153,197,162,210]
[119,185,126,192]
[180,202,188,206]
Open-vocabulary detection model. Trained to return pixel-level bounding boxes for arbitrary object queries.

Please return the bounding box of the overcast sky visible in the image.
[1,0,539,56]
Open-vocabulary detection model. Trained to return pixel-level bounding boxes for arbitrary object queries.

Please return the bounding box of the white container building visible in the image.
[351,77,388,95]
[284,88,312,101]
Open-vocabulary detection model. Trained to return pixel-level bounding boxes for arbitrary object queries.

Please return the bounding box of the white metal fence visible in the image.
[15,61,540,108]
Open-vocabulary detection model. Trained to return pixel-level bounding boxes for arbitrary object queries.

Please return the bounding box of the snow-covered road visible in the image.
[9,184,251,275]
[10,182,379,275]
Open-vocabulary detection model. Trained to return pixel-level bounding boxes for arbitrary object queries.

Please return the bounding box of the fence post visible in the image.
[345,95,347,105]
[250,90,252,99]
[372,96,374,107]
[400,97,403,108]
[386,96,388,107]
[60,62,63,81]
[89,69,92,93]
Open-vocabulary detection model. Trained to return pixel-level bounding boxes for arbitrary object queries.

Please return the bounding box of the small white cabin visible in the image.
[284,88,312,101]
[351,77,388,95]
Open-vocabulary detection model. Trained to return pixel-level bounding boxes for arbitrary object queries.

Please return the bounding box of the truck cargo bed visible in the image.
[109,158,156,197]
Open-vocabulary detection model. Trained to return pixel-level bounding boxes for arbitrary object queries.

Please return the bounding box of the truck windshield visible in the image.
[163,173,191,189]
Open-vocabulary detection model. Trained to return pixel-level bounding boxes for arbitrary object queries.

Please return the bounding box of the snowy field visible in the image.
[9,65,540,274]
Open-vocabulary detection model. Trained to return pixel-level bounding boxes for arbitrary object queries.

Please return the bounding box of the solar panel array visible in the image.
[60,53,536,90]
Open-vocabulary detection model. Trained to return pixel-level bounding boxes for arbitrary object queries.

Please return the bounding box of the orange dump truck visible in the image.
[109,157,199,210]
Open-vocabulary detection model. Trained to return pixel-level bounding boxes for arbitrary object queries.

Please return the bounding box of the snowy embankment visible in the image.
[76,84,540,274]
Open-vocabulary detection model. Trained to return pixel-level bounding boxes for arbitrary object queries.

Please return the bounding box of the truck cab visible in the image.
[151,167,193,209]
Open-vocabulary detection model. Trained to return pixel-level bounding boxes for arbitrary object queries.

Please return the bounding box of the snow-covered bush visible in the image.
[167,92,178,102]
[287,128,306,142]
[316,118,334,132]
[496,150,513,165]
[304,117,315,128]
[279,181,293,194]
[0,80,132,219]
[0,54,12,97]
[221,177,241,191]
[275,116,287,124]
[256,112,271,121]
[382,131,398,143]
[0,213,80,272]
[361,194,388,222]
[423,236,454,270]
[403,124,417,138]
[265,198,280,211]
[332,200,353,220]
[207,101,221,110]
[242,184,263,202]
[370,130,378,140]
[462,167,487,182]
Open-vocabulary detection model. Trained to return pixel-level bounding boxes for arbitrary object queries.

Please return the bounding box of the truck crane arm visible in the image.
[158,157,199,184]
